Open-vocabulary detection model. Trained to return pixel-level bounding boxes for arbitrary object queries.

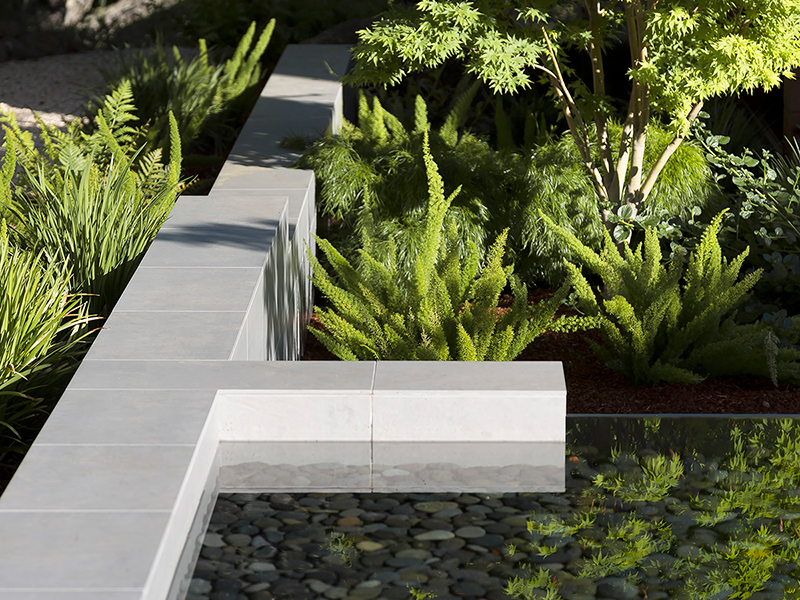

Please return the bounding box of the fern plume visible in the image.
[300,87,609,286]
[440,80,480,146]
[221,19,276,101]
[544,211,800,385]
[309,136,595,361]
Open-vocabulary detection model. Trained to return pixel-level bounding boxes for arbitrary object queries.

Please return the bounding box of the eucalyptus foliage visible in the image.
[348,0,800,237]
[309,132,593,361]
[546,211,800,385]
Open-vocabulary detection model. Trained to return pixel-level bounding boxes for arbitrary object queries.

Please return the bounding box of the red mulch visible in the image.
[302,299,800,415]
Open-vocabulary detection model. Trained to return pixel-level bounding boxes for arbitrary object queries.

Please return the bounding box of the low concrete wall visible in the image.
[89,43,345,363]
[0,45,567,600]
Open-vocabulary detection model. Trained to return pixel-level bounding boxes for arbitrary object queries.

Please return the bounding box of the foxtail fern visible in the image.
[309,131,593,361]
[300,87,495,278]
[546,211,800,385]
[220,19,275,103]
[300,85,714,286]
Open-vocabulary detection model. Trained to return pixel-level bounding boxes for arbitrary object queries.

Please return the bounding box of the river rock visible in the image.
[596,577,639,600]
[356,541,384,552]
[455,526,486,539]
[414,501,459,513]
[414,530,455,541]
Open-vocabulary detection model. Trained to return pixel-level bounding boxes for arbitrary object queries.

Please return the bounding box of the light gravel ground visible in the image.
[0,46,196,141]
[0,50,118,136]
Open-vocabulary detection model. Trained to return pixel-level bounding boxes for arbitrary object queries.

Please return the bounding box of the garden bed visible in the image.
[0,44,571,600]
[3,5,800,596]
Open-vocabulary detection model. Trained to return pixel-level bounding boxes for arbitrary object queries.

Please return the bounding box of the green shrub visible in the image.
[301,87,715,285]
[302,87,496,270]
[546,211,800,385]
[507,421,800,600]
[698,121,800,317]
[2,84,183,316]
[347,0,800,242]
[526,123,715,274]
[300,87,602,285]
[94,20,275,160]
[309,131,592,361]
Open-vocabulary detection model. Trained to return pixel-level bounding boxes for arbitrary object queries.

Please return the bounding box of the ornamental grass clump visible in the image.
[94,19,275,159]
[0,215,89,449]
[2,83,183,316]
[309,131,593,361]
[545,210,800,385]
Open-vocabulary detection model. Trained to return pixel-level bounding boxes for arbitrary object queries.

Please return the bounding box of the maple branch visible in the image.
[586,0,612,185]
[537,27,608,202]
[622,0,649,212]
[639,101,705,203]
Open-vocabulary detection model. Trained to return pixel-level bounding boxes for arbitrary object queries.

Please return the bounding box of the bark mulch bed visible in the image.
[302,304,800,416]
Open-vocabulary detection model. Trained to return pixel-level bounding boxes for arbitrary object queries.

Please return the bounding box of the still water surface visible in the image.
[188,417,800,600]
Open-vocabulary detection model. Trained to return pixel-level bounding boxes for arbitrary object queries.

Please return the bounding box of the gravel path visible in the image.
[0,46,195,139]
[0,51,117,135]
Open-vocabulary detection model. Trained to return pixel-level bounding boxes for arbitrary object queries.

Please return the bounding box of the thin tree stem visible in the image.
[536,28,609,203]
[535,68,609,203]
[622,0,649,208]
[587,0,612,182]
[611,89,638,204]
[540,27,593,158]
[640,101,705,202]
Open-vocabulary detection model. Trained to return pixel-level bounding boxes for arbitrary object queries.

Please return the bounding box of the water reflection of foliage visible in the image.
[510,419,800,600]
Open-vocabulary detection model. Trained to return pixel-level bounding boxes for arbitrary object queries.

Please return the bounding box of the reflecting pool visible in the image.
[187,417,800,600]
